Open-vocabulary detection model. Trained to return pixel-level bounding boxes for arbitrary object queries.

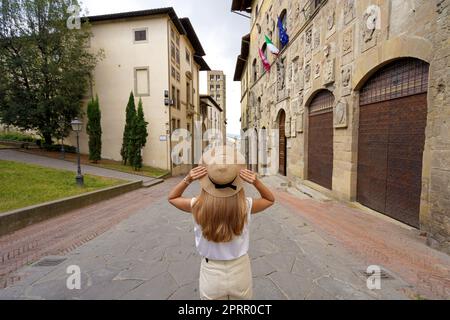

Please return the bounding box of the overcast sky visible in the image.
[81,0,249,136]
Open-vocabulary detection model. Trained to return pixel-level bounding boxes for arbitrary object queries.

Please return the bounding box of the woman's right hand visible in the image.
[240,169,257,185]
[187,166,208,183]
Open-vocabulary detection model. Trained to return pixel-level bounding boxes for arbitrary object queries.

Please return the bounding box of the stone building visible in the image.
[232,0,449,253]
[69,8,209,176]
[207,70,228,140]
[200,95,224,150]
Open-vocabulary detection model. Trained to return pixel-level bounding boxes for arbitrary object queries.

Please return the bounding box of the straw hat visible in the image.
[199,145,247,198]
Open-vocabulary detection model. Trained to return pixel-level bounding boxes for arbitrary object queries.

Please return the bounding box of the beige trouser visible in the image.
[199,254,253,300]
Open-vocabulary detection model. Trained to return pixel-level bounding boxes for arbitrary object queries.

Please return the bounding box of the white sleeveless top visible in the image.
[191,197,253,261]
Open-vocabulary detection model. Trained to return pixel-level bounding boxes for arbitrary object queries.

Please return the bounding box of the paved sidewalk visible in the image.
[0,149,159,185]
[2,177,448,300]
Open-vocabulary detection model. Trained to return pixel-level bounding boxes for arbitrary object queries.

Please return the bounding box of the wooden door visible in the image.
[357,58,429,228]
[279,111,287,176]
[308,91,334,190]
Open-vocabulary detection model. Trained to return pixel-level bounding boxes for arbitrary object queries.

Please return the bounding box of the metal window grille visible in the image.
[360,58,429,106]
[309,90,335,115]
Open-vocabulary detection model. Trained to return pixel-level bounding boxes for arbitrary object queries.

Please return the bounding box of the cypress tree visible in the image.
[131,98,148,170]
[87,96,102,163]
[120,92,136,165]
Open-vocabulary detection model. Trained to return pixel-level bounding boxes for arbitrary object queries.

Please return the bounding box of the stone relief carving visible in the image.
[344,0,355,25]
[362,9,377,43]
[304,64,311,87]
[314,63,321,79]
[334,99,348,128]
[323,44,331,58]
[305,28,313,51]
[361,6,379,52]
[343,27,353,55]
[327,10,335,31]
[313,27,321,50]
[341,65,352,96]
[285,116,291,138]
[296,112,304,133]
[324,59,335,85]
[277,59,286,92]
[291,116,297,138]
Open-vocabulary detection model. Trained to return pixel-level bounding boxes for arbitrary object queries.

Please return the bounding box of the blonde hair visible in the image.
[192,189,248,243]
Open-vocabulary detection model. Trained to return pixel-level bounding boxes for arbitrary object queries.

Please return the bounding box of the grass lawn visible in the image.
[0,160,125,213]
[96,162,169,178]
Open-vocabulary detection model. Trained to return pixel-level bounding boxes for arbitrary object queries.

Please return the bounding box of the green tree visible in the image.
[0,0,103,145]
[120,92,136,165]
[130,98,148,170]
[87,95,102,163]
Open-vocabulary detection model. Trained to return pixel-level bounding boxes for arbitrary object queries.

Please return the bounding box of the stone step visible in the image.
[142,179,164,188]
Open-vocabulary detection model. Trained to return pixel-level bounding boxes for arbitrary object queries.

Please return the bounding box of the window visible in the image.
[210,75,215,81]
[134,28,147,43]
[176,71,180,82]
[216,85,221,89]
[177,89,180,109]
[252,59,258,83]
[171,67,176,79]
[186,49,191,64]
[171,118,176,132]
[187,123,191,133]
[172,86,176,107]
[216,75,221,81]
[177,119,180,129]
[176,34,180,46]
[261,43,268,74]
[176,48,180,64]
[279,9,288,49]
[134,67,150,96]
[210,85,214,90]
[187,82,191,105]
[171,43,176,60]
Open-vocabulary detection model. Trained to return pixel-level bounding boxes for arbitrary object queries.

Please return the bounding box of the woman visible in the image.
[168,146,275,300]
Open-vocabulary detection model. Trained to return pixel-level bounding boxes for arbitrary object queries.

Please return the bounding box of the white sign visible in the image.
[160,135,168,142]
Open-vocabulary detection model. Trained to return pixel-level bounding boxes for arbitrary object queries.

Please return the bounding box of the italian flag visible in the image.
[265,35,280,55]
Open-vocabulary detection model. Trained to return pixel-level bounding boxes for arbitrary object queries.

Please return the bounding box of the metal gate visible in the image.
[308,90,334,189]
[279,110,287,176]
[357,58,429,228]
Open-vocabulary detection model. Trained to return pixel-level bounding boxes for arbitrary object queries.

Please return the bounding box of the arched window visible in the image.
[252,58,258,83]
[278,9,288,49]
[261,43,267,74]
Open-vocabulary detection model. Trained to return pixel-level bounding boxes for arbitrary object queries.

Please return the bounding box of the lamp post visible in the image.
[71,118,84,187]
[59,119,65,160]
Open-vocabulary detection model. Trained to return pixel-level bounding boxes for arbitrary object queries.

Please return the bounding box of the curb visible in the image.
[0,181,143,237]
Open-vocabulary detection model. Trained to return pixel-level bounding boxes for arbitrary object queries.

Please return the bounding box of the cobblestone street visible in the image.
[1,177,448,300]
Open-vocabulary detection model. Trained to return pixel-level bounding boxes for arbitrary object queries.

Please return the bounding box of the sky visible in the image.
[81,0,249,136]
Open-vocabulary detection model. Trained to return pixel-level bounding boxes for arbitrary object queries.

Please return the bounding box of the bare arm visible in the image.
[168,166,207,213]
[239,169,275,214]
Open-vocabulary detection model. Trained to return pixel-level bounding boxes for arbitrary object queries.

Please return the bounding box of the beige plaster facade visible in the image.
[233,0,450,253]
[68,8,209,176]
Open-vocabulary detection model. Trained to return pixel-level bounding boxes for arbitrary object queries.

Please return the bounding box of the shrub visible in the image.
[0,132,35,142]
[43,144,77,153]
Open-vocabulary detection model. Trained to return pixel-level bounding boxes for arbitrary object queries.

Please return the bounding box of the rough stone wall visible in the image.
[421,0,450,254]
[242,0,449,253]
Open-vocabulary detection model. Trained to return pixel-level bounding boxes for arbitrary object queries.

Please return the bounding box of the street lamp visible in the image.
[71,118,84,187]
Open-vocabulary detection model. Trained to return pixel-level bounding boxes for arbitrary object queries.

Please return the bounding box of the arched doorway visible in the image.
[308,90,334,190]
[357,58,429,228]
[278,110,287,176]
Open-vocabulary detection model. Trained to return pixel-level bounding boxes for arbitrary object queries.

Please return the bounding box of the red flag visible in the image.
[259,48,271,73]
